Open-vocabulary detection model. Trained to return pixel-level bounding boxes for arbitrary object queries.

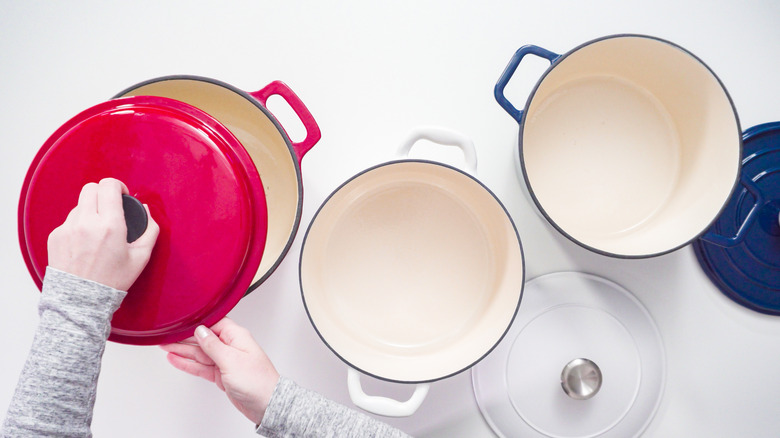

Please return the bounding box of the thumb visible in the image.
[195,325,232,368]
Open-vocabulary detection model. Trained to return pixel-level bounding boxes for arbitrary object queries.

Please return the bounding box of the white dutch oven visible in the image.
[300,128,524,416]
[496,34,760,258]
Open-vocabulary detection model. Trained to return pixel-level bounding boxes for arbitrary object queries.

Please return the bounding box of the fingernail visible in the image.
[195,325,210,339]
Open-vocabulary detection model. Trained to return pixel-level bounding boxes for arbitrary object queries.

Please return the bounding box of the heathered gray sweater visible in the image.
[1,268,411,438]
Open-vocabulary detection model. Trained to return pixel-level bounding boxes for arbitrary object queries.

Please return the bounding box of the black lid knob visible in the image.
[122,194,148,243]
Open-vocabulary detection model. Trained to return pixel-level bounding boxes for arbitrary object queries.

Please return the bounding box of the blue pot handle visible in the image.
[495,45,561,123]
[700,175,764,247]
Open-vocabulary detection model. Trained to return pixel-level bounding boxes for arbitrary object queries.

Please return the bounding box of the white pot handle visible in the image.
[397,126,478,175]
[347,368,430,417]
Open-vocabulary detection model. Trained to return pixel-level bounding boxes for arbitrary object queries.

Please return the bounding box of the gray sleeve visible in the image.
[257,376,413,438]
[1,267,126,438]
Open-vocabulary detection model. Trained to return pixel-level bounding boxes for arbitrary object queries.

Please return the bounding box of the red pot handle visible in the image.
[249,81,321,163]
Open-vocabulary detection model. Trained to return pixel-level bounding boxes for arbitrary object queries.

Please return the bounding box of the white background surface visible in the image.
[1,1,779,437]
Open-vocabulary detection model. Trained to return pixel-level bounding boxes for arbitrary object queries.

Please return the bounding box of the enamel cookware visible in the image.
[472,272,665,438]
[496,34,751,258]
[693,122,780,315]
[18,96,268,345]
[117,76,321,292]
[300,128,525,416]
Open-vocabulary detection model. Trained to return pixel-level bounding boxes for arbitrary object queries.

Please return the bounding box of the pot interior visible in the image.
[523,36,740,256]
[301,161,523,382]
[120,79,300,288]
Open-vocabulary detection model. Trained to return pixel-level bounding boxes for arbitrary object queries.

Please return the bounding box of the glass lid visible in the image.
[472,272,665,438]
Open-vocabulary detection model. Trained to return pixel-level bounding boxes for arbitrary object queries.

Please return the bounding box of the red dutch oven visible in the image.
[18,95,269,345]
[19,77,321,344]
[115,76,322,293]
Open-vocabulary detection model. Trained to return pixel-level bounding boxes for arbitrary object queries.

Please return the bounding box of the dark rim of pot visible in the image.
[114,75,304,292]
[298,159,526,384]
[516,33,744,259]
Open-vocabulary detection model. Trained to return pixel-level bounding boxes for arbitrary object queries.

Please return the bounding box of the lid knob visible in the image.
[122,194,148,243]
[561,358,602,400]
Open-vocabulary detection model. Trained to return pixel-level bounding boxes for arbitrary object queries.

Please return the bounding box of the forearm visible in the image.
[1,268,126,438]
[257,376,412,438]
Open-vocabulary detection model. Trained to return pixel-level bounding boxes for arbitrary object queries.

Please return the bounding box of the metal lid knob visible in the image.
[561,358,602,400]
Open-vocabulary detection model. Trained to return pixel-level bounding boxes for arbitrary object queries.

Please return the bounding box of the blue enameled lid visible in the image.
[693,122,780,315]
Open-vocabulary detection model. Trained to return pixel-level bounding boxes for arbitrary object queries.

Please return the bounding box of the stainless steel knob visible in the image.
[561,358,602,400]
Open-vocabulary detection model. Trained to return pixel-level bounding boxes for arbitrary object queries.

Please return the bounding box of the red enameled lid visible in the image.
[18,96,267,345]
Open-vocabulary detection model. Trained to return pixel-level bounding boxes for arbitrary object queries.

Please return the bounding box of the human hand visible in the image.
[160,318,280,425]
[47,178,160,291]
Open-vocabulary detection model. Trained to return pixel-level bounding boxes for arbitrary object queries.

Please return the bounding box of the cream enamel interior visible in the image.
[301,162,524,383]
[121,80,300,286]
[523,36,740,256]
